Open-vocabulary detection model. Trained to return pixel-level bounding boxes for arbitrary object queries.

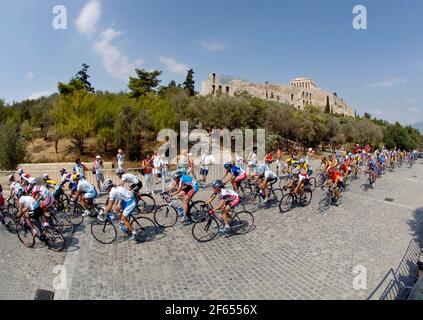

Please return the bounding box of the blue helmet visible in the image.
[224,162,233,170]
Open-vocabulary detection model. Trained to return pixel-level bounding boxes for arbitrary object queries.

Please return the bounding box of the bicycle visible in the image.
[242,181,284,212]
[318,186,343,213]
[134,192,156,214]
[91,210,158,244]
[361,172,375,192]
[191,204,254,243]
[0,199,18,233]
[15,215,65,252]
[153,192,205,228]
[279,184,313,213]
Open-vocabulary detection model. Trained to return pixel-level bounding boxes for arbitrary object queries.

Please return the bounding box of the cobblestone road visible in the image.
[1,162,423,300]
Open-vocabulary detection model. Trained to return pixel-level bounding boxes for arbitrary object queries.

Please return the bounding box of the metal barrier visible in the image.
[367,238,423,300]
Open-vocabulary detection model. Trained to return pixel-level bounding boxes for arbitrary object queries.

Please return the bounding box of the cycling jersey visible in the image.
[10,181,23,197]
[179,175,199,193]
[122,173,140,185]
[31,185,50,200]
[331,172,343,183]
[109,186,134,202]
[229,166,244,177]
[218,188,240,208]
[77,180,96,199]
[263,170,277,180]
[19,195,37,211]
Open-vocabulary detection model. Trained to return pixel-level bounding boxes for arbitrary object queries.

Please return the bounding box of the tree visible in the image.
[325,96,331,114]
[128,69,162,100]
[0,121,27,170]
[58,78,85,96]
[364,112,372,120]
[75,63,95,93]
[183,69,195,96]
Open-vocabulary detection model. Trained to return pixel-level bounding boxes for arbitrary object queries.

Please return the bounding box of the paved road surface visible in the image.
[1,162,423,300]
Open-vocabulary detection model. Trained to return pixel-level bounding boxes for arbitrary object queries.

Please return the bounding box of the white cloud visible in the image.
[159,56,189,75]
[201,40,225,51]
[24,72,34,81]
[76,0,101,36]
[93,28,136,80]
[365,78,407,88]
[28,87,56,100]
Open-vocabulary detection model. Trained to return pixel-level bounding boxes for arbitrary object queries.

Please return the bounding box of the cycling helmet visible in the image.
[43,174,49,180]
[18,169,24,175]
[103,179,114,191]
[299,158,306,164]
[59,168,66,175]
[72,173,80,181]
[172,170,183,181]
[115,168,125,176]
[212,180,224,189]
[224,162,233,170]
[293,168,300,175]
[328,167,335,176]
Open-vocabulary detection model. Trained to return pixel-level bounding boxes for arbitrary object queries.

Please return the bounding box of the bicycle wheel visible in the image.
[308,178,317,192]
[137,194,156,214]
[192,217,219,243]
[316,173,325,187]
[231,210,254,235]
[279,193,294,213]
[53,211,74,234]
[244,193,262,212]
[300,190,313,207]
[16,221,35,248]
[269,188,284,205]
[188,200,207,223]
[70,204,85,226]
[239,183,253,199]
[2,210,16,234]
[90,220,117,244]
[131,216,157,242]
[154,205,178,228]
[43,227,65,252]
[318,195,332,213]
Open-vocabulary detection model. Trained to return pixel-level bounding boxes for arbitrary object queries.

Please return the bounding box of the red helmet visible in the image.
[328,167,335,176]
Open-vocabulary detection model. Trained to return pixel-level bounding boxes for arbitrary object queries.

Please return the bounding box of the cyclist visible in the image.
[8,175,24,201]
[16,192,49,238]
[43,174,59,191]
[166,171,199,224]
[31,184,55,212]
[116,168,143,194]
[206,180,241,237]
[99,179,138,240]
[72,174,97,217]
[252,164,278,203]
[222,162,247,193]
[323,167,343,205]
[339,160,352,181]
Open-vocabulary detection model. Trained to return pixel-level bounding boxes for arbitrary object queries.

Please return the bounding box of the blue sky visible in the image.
[1,0,423,125]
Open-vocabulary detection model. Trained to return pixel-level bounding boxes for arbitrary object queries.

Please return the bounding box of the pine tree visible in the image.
[75,63,95,93]
[325,96,331,114]
[183,69,195,97]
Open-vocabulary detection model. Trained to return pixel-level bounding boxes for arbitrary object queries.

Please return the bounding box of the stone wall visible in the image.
[201,73,354,117]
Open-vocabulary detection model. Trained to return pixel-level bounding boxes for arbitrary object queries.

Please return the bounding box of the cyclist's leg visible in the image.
[121,199,136,233]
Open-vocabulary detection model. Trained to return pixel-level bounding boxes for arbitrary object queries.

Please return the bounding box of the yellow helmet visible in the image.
[72,173,80,181]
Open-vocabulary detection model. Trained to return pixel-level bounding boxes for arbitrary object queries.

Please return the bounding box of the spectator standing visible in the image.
[117,149,125,169]
[176,152,188,174]
[93,155,105,192]
[159,154,169,192]
[234,152,244,169]
[276,147,285,176]
[73,159,87,179]
[264,151,274,170]
[152,152,162,185]
[247,148,257,176]
[142,156,154,195]
[187,153,198,180]
[307,148,315,162]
